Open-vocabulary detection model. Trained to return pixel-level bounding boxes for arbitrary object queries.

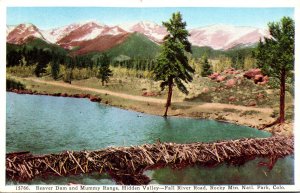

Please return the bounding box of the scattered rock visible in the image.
[216,75,226,82]
[224,68,236,74]
[258,76,269,85]
[263,75,269,82]
[228,96,237,102]
[256,93,265,99]
[247,100,257,107]
[202,87,209,93]
[254,74,264,84]
[208,72,220,80]
[225,79,236,88]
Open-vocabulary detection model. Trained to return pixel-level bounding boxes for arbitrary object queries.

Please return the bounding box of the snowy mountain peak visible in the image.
[41,21,109,44]
[15,23,39,31]
[7,23,45,44]
[119,21,167,43]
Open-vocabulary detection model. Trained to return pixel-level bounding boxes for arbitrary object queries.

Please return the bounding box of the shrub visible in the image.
[6,78,25,90]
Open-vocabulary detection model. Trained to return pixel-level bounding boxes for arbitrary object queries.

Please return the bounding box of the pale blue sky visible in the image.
[7,7,294,29]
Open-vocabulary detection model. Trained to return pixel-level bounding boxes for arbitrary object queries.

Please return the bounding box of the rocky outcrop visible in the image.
[244,68,269,84]
[244,68,262,79]
[208,68,269,85]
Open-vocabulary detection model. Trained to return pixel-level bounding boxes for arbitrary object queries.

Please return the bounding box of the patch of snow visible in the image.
[119,21,167,42]
[41,23,82,43]
[151,33,166,40]
[41,21,108,43]
[105,27,124,36]
[74,27,105,41]
[189,24,269,50]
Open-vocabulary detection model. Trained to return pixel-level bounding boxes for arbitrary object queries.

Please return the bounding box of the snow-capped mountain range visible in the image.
[6,20,269,51]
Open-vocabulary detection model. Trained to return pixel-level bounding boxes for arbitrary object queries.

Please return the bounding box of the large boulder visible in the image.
[244,68,269,84]
[244,68,262,79]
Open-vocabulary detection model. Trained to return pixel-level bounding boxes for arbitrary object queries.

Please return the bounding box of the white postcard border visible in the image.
[0,0,299,192]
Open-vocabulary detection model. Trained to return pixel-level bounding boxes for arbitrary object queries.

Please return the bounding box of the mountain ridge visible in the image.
[6,21,269,52]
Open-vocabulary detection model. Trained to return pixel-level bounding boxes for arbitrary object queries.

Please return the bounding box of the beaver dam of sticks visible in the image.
[7,136,293,185]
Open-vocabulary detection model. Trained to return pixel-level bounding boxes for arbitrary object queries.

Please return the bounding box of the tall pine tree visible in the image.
[254,16,294,124]
[154,12,194,116]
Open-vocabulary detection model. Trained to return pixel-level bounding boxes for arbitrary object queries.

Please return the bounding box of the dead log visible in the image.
[6,136,293,185]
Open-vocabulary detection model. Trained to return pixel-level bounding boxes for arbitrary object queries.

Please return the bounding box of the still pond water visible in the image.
[6,92,294,184]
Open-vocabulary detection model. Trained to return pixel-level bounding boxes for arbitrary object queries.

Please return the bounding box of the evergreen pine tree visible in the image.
[64,57,74,84]
[201,55,213,77]
[254,16,294,124]
[97,54,112,86]
[153,12,194,116]
[34,49,50,77]
[51,58,60,80]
